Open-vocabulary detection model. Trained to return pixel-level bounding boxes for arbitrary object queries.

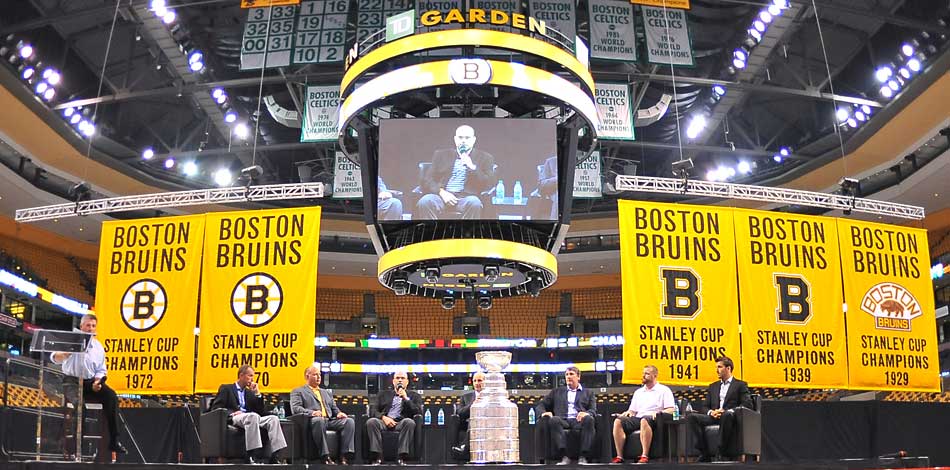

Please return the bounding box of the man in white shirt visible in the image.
[51,314,127,454]
[610,365,674,464]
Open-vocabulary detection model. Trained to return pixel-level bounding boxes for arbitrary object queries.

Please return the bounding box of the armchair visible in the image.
[198,396,248,462]
[362,404,425,463]
[535,412,605,463]
[697,395,761,461]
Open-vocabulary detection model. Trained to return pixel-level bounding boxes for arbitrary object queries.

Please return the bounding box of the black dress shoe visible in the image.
[370,458,383,465]
[396,458,407,466]
[322,455,336,465]
[339,456,350,465]
[110,442,128,454]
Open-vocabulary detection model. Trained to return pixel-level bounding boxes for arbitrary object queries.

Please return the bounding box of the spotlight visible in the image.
[63,107,74,117]
[68,182,92,202]
[671,158,694,178]
[779,147,790,156]
[35,81,48,94]
[752,20,766,33]
[162,10,176,24]
[20,66,34,80]
[732,49,747,69]
[767,4,782,15]
[737,161,751,174]
[478,295,492,310]
[773,154,783,163]
[712,85,726,97]
[879,86,893,98]
[907,58,921,72]
[213,168,232,187]
[441,296,456,310]
[484,265,499,283]
[745,31,761,47]
[18,43,33,59]
[686,115,707,139]
[188,50,203,70]
[855,111,867,122]
[78,120,95,137]
[726,167,736,178]
[150,0,166,10]
[898,67,910,79]
[164,157,176,169]
[901,43,914,57]
[215,92,227,104]
[212,88,225,100]
[874,66,892,83]
[861,105,872,115]
[183,161,198,176]
[759,10,773,23]
[224,110,237,123]
[142,148,154,160]
[424,266,441,284]
[705,169,720,181]
[772,0,788,7]
[847,118,858,128]
[392,272,409,296]
[69,113,81,124]
[526,272,541,297]
[42,87,55,101]
[887,79,900,91]
[234,123,249,139]
[835,107,850,122]
[42,68,60,85]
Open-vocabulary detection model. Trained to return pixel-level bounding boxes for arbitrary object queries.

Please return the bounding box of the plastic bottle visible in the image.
[513,180,522,202]
[437,408,445,426]
[496,180,505,201]
[673,404,680,421]
[528,407,536,425]
[424,408,432,425]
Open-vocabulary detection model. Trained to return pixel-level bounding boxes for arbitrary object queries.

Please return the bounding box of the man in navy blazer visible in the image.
[535,366,598,465]
[211,364,287,463]
[686,356,752,461]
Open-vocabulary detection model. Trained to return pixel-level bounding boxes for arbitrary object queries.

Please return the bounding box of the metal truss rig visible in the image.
[14,183,325,222]
[615,175,925,220]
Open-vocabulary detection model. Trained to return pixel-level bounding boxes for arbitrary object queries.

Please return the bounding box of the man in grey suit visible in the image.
[290,366,356,464]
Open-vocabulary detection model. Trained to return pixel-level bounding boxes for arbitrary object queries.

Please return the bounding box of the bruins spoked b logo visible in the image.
[121,279,167,332]
[231,272,283,327]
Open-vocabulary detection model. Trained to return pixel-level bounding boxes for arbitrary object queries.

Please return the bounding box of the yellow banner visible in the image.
[734,210,847,388]
[619,200,740,386]
[241,0,300,8]
[837,220,939,391]
[195,207,322,393]
[631,0,690,10]
[95,216,206,394]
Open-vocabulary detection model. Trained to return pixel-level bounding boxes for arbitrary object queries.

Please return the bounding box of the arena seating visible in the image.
[317,289,365,320]
[572,287,622,319]
[377,294,454,338]
[0,236,94,305]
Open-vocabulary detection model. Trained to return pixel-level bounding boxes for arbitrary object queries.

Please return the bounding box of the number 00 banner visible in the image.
[619,200,741,386]
[837,220,938,391]
[195,207,321,393]
[734,210,847,389]
[95,215,206,394]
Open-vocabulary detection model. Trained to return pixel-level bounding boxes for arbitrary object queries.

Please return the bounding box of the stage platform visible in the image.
[0,459,936,470]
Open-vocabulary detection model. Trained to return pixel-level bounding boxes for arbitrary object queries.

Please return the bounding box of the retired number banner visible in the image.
[734,210,847,388]
[196,207,321,393]
[96,216,206,394]
[619,200,740,386]
[837,220,939,391]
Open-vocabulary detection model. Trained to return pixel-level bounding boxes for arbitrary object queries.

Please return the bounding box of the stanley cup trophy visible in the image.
[470,351,520,463]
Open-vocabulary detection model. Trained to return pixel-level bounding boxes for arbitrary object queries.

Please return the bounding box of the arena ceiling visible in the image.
[0,0,949,231]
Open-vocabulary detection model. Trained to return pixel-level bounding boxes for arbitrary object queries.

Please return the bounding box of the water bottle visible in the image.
[528,408,536,425]
[277,404,285,419]
[496,180,505,201]
[673,404,680,421]
[513,180,522,203]
[437,408,445,426]
[424,408,432,425]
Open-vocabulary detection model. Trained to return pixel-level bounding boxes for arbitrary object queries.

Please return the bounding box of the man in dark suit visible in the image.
[416,125,496,219]
[686,356,752,462]
[211,364,287,463]
[535,366,598,465]
[365,371,423,465]
[451,371,485,460]
[290,366,356,464]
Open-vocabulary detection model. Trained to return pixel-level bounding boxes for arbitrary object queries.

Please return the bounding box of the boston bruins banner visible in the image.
[195,207,322,393]
[837,220,939,391]
[95,215,205,394]
[619,200,740,386]
[734,210,847,388]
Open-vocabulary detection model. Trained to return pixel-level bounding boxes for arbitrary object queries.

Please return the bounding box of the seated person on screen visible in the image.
[416,125,496,219]
[450,371,485,460]
[536,366,597,465]
[290,366,356,464]
[377,176,403,220]
[686,356,751,462]
[211,364,287,464]
[365,370,423,465]
[50,314,127,454]
[611,365,674,464]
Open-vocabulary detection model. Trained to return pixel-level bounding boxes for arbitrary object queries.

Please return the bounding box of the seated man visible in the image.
[211,364,287,464]
[611,365,674,464]
[377,176,403,221]
[535,366,597,465]
[451,371,485,460]
[290,366,356,464]
[365,371,423,465]
[416,125,496,219]
[687,356,751,462]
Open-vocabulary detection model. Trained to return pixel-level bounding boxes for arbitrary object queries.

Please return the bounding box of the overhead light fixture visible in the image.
[164,157,176,169]
[42,68,60,85]
[759,10,773,23]
[183,161,198,176]
[212,88,225,100]
[441,296,455,310]
[162,10,176,24]
[35,81,48,94]
[424,266,441,284]
[855,111,866,121]
[69,113,81,124]
[732,49,747,69]
[737,161,751,174]
[213,168,232,187]
[879,86,893,98]
[63,107,74,117]
[887,79,900,91]
[484,265,499,283]
[224,110,237,123]
[860,105,871,115]
[874,66,892,83]
[142,148,154,160]
[42,87,55,101]
[712,85,726,97]
[478,295,492,310]
[779,147,791,156]
[234,123,249,139]
[19,65,34,80]
[835,107,850,122]
[901,43,915,57]
[906,58,921,72]
[18,42,33,60]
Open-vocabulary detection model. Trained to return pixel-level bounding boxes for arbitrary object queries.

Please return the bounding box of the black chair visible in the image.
[613,412,671,461]
[362,405,425,463]
[199,396,249,463]
[535,413,605,463]
[412,162,498,219]
[61,382,112,463]
[696,395,761,462]
[287,401,343,462]
[445,405,467,462]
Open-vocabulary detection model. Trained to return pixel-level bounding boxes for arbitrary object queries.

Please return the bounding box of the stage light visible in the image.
[875,66,892,83]
[212,88,225,100]
[215,92,227,105]
[234,123,249,139]
[142,148,154,160]
[685,114,707,139]
[35,81,48,94]
[441,296,456,310]
[732,49,747,69]
[63,107,74,117]
[392,271,409,296]
[901,43,914,57]
[42,68,60,85]
[879,86,893,98]
[773,154,783,163]
[478,295,492,310]
[861,105,872,115]
[746,29,762,45]
[737,161,751,174]
[224,110,237,123]
[69,113,81,124]
[847,118,858,128]
[768,5,782,15]
[855,111,867,122]
[836,107,850,122]
[705,169,720,181]
[772,0,788,7]
[183,161,198,176]
[18,43,33,59]
[79,120,95,137]
[150,0,166,10]
[898,67,910,79]
[164,158,176,169]
[752,20,766,33]
[759,10,773,23]
[188,50,203,67]
[20,66,34,80]
[907,57,921,72]
[162,10,176,24]
[712,85,726,97]
[424,266,441,284]
[887,79,900,91]
[213,168,232,187]
[484,265,499,283]
[779,147,790,156]
[42,87,55,101]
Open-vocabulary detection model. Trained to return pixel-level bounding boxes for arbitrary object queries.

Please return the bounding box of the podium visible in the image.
[30,329,93,462]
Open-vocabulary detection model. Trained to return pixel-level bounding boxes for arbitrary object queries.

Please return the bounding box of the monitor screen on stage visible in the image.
[377,118,558,221]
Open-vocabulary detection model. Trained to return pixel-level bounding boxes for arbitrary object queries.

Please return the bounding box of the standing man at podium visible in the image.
[50,314,127,455]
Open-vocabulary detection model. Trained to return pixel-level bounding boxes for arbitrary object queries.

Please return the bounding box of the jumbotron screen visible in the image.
[377,118,558,221]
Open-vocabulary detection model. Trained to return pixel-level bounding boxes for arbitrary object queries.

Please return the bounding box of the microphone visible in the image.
[879,450,908,459]
[396,384,405,391]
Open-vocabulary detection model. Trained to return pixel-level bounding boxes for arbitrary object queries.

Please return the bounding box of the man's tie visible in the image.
[313,388,328,417]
